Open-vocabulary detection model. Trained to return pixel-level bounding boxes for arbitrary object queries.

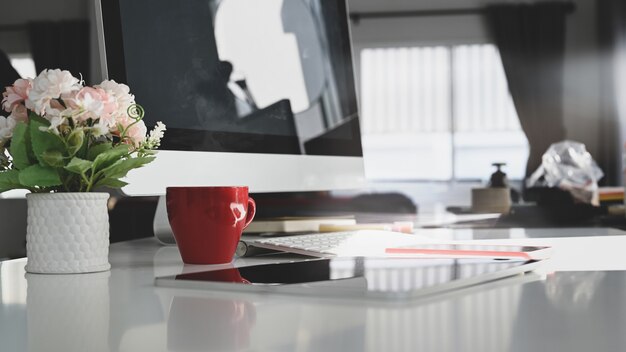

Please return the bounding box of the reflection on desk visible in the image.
[168,296,256,351]
[26,272,110,352]
[1,228,626,351]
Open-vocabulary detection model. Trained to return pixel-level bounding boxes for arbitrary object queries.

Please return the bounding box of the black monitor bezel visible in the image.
[98,0,363,157]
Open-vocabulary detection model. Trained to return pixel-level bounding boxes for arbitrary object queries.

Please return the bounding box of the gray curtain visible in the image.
[28,20,91,83]
[486,3,570,178]
[597,0,626,186]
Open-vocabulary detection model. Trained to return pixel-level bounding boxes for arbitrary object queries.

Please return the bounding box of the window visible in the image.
[359,44,529,181]
[8,54,37,79]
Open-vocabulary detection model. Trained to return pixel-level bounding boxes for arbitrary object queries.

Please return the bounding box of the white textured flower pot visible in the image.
[25,192,111,274]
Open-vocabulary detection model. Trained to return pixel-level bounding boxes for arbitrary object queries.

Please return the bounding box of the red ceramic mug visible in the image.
[166,186,256,264]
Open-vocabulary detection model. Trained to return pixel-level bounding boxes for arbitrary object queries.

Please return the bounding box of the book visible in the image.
[243,216,356,234]
[599,187,624,203]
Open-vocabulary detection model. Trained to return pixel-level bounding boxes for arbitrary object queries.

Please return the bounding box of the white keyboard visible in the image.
[253,230,429,257]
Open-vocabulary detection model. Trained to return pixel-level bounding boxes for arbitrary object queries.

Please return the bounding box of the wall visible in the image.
[561,0,600,158]
[0,0,88,54]
[348,0,604,164]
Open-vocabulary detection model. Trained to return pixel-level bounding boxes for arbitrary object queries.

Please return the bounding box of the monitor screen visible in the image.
[100,0,362,157]
[97,0,366,195]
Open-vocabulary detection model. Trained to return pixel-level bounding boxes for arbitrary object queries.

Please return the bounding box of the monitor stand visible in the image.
[153,196,176,245]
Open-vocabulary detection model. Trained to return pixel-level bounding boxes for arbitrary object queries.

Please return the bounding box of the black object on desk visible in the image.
[447,187,622,229]
[0,198,27,259]
[251,191,417,218]
[497,187,608,228]
[109,196,159,243]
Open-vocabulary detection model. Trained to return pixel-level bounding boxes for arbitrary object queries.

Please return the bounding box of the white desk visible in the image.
[2,227,626,352]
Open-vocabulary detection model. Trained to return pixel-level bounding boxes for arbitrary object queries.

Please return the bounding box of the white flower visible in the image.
[0,115,17,146]
[91,122,110,137]
[97,80,133,105]
[146,121,166,148]
[77,89,104,118]
[39,115,66,135]
[27,69,81,115]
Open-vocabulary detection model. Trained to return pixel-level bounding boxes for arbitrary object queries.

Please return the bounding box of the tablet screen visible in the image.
[165,257,538,298]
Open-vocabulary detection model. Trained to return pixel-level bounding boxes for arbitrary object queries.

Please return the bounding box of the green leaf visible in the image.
[41,150,65,168]
[93,144,130,172]
[65,157,93,175]
[87,142,112,161]
[75,133,89,159]
[29,112,49,126]
[9,122,33,170]
[30,119,66,166]
[66,129,84,157]
[18,164,62,187]
[0,170,23,192]
[102,156,155,179]
[93,177,128,189]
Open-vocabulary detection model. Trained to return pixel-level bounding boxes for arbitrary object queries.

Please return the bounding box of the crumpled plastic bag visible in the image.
[527,140,604,206]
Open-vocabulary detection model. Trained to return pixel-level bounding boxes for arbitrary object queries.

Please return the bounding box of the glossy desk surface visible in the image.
[2,227,626,352]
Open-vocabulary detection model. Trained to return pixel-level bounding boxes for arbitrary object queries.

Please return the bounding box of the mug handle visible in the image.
[243,197,256,229]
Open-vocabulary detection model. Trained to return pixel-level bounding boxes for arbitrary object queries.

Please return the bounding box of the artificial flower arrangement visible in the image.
[0,69,166,193]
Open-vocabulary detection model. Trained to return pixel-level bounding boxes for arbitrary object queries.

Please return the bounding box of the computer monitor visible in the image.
[95,0,365,196]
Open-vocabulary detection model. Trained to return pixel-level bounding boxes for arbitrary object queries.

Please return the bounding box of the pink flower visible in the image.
[65,87,117,125]
[9,104,28,122]
[124,120,147,147]
[97,80,134,107]
[2,78,32,113]
[116,116,147,147]
[96,80,135,126]
[41,99,68,124]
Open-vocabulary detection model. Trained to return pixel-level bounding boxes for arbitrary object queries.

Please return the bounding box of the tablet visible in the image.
[155,257,542,301]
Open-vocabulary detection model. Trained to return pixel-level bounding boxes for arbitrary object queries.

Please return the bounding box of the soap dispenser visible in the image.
[489,163,508,188]
[471,162,512,213]
[490,162,520,203]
